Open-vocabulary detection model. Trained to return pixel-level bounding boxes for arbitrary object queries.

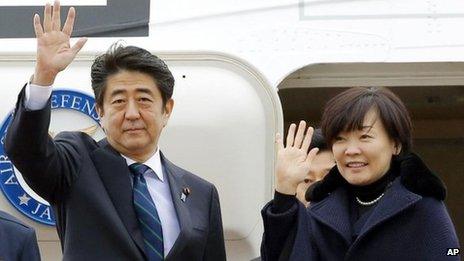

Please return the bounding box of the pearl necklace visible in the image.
[356,192,385,206]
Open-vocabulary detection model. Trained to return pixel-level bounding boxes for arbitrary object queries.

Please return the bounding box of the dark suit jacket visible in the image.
[261,179,460,261]
[0,210,41,261]
[5,88,226,261]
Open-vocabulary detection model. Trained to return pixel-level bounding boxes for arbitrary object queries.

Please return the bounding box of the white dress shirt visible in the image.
[25,83,53,109]
[25,83,181,256]
[122,150,180,256]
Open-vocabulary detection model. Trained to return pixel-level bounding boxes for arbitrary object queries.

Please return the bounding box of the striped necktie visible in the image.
[129,163,164,261]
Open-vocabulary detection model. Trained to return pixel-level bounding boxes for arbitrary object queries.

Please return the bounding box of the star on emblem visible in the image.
[18,193,31,206]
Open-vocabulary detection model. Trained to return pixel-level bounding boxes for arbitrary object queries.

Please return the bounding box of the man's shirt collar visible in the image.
[121,148,164,182]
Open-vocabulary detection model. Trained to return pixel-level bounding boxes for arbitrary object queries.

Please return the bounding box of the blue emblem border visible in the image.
[0,89,100,226]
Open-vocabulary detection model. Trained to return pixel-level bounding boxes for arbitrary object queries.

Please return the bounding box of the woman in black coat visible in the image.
[261,87,460,261]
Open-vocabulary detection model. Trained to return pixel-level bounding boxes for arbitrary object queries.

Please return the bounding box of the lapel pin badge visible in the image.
[181,187,191,202]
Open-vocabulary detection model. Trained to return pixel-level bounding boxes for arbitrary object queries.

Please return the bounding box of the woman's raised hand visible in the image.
[275,121,319,195]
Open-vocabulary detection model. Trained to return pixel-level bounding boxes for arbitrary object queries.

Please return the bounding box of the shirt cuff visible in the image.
[25,82,53,110]
[272,190,297,213]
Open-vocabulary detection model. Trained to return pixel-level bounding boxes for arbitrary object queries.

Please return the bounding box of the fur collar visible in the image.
[306,152,446,202]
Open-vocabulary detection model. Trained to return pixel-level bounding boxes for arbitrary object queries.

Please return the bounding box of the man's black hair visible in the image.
[91,43,175,109]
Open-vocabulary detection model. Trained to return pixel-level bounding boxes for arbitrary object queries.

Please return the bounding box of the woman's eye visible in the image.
[334,136,344,141]
[360,134,372,139]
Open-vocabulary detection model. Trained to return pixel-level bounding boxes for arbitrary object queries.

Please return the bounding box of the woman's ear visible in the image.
[393,142,402,155]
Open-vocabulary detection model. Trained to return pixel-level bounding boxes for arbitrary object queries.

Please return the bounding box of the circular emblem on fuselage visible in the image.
[0,90,104,225]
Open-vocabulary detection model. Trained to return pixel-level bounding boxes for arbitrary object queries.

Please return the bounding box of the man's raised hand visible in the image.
[275,121,319,195]
[32,0,87,86]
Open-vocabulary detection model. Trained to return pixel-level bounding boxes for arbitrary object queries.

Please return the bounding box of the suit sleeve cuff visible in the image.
[272,190,297,213]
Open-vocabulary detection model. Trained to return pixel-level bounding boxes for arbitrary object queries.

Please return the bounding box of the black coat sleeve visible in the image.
[418,198,461,260]
[19,229,41,261]
[4,86,81,204]
[203,185,226,261]
[260,198,299,261]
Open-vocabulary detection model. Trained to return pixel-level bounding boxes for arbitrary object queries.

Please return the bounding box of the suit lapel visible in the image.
[161,153,193,260]
[344,179,421,258]
[355,179,421,241]
[309,187,352,245]
[90,139,146,257]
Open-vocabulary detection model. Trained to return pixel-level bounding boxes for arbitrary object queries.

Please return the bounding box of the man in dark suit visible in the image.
[0,210,41,261]
[5,1,226,260]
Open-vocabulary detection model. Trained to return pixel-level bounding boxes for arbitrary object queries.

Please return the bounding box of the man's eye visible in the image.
[138,97,151,102]
[112,99,125,104]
